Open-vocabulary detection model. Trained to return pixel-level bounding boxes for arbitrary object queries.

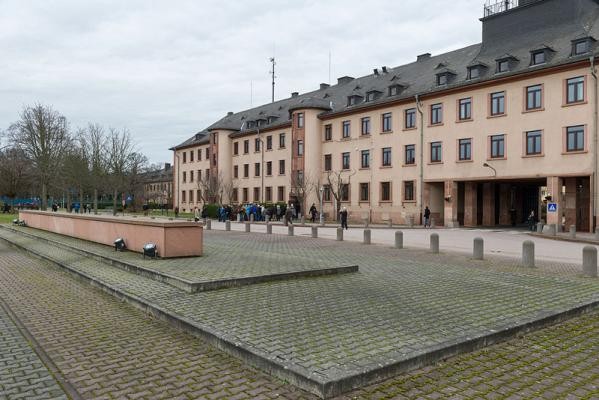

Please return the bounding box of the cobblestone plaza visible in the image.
[1,224,599,398]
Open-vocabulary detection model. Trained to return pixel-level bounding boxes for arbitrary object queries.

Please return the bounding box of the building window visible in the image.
[297,140,304,156]
[182,171,186,182]
[437,74,447,86]
[266,135,272,150]
[526,85,542,110]
[342,152,350,170]
[381,182,391,202]
[277,186,285,202]
[243,140,249,154]
[243,164,249,178]
[253,187,260,202]
[279,159,285,175]
[566,76,585,104]
[190,170,194,182]
[430,142,442,163]
[382,147,392,166]
[430,103,443,125]
[382,112,392,132]
[404,181,414,201]
[189,190,194,203]
[232,188,238,202]
[182,152,187,163]
[360,183,369,202]
[279,133,286,148]
[566,125,585,152]
[233,165,238,178]
[491,91,505,116]
[206,168,210,179]
[365,92,376,102]
[342,121,351,138]
[198,170,201,181]
[497,60,509,73]
[233,142,239,155]
[196,189,201,202]
[467,66,480,80]
[459,98,472,120]
[324,154,332,171]
[405,108,416,129]
[340,184,350,202]
[181,190,186,202]
[255,138,261,152]
[254,163,260,177]
[323,185,331,202]
[573,40,590,56]
[405,144,415,165]
[490,134,505,158]
[266,161,272,176]
[198,149,202,160]
[242,188,248,202]
[526,130,542,155]
[361,150,370,169]
[190,151,194,162]
[206,148,210,159]
[297,112,304,128]
[361,117,371,135]
[324,124,332,141]
[265,187,272,202]
[531,51,545,65]
[389,85,401,96]
[458,138,472,161]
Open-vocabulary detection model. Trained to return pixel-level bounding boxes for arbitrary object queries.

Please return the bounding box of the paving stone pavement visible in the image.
[1,240,599,399]
[0,300,67,400]
[1,226,599,397]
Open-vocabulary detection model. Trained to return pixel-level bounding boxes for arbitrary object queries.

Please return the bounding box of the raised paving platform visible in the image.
[0,226,358,292]
[1,226,599,398]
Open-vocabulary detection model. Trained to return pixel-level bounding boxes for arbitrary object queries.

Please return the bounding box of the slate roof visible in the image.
[141,165,174,184]
[171,0,599,151]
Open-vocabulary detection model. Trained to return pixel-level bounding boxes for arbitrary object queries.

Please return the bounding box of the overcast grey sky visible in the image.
[0,0,483,164]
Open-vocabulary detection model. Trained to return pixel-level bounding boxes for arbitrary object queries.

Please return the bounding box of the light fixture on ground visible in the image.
[12,219,26,226]
[114,237,126,251]
[143,243,157,259]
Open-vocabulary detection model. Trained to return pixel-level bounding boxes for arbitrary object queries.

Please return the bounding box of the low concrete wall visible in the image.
[19,211,202,258]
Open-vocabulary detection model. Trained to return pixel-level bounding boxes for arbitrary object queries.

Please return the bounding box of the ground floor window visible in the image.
[404,181,415,201]
[381,182,391,202]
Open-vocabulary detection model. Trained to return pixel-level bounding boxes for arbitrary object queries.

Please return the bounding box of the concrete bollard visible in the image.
[301,216,305,226]
[595,227,599,241]
[205,219,212,230]
[536,223,543,233]
[250,214,255,222]
[266,223,272,234]
[288,225,294,236]
[569,225,576,239]
[363,229,371,244]
[431,218,436,229]
[408,216,414,228]
[582,246,598,277]
[265,215,270,223]
[225,220,231,231]
[395,231,403,249]
[311,226,318,238]
[522,240,535,268]
[245,222,251,232]
[473,237,484,260]
[430,233,439,254]
[337,227,343,241]
[387,219,392,228]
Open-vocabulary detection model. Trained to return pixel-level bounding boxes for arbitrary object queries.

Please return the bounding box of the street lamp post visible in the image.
[319,186,324,225]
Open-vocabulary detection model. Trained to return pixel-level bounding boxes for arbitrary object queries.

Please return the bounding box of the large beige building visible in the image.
[171,0,599,231]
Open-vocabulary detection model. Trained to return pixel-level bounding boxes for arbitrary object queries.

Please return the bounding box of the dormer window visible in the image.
[388,84,403,96]
[256,119,266,127]
[365,90,381,102]
[531,51,545,65]
[267,116,278,124]
[347,95,363,106]
[495,54,517,74]
[247,121,255,129]
[497,60,509,73]
[437,74,448,86]
[572,37,594,56]
[468,67,480,80]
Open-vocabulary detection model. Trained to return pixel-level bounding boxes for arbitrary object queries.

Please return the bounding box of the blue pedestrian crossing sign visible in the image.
[547,203,558,212]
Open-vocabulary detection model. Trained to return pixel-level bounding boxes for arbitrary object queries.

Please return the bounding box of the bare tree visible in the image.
[79,123,109,214]
[106,128,142,215]
[197,171,224,204]
[0,147,32,210]
[326,169,356,220]
[221,179,237,205]
[60,136,89,211]
[8,104,71,210]
[290,170,315,213]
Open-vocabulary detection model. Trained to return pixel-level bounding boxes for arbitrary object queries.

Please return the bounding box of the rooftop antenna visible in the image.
[269,57,276,103]
[328,50,331,85]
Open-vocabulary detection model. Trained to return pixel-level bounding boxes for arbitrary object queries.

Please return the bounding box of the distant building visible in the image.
[171,0,599,231]
[141,163,173,208]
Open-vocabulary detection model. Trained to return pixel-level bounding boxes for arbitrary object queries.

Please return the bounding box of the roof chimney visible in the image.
[164,163,171,171]
[337,76,355,85]
[227,111,233,116]
[373,68,379,76]
[320,83,330,90]
[381,66,388,73]
[417,53,431,62]
[291,92,299,97]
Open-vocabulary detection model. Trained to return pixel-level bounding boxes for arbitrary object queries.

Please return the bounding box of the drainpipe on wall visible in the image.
[416,95,424,224]
[591,56,598,231]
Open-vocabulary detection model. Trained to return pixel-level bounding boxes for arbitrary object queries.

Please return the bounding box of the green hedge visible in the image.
[203,204,219,218]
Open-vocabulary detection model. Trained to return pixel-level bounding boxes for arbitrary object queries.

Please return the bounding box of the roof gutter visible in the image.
[591,55,598,232]
[416,94,424,225]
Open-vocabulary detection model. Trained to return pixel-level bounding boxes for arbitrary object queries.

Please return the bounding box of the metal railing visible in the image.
[483,0,518,17]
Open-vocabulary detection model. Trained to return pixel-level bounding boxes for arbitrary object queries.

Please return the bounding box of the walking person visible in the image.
[194,206,200,222]
[424,206,431,228]
[527,209,536,231]
[340,207,348,230]
[309,203,317,223]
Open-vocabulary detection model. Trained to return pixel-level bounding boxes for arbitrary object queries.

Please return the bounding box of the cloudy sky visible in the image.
[0,0,483,164]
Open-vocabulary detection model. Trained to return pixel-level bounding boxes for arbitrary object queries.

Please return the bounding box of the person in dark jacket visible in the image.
[340,207,348,230]
[424,206,431,228]
[309,203,318,223]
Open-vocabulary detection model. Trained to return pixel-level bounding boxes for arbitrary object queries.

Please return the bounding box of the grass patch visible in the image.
[0,213,18,224]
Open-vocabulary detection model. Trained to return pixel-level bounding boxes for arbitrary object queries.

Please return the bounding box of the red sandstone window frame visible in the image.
[487,134,507,160]
[380,181,392,203]
[563,76,587,106]
[456,97,472,122]
[522,130,544,157]
[359,182,370,203]
[488,91,507,118]
[403,181,416,202]
[523,84,544,112]
[562,125,588,154]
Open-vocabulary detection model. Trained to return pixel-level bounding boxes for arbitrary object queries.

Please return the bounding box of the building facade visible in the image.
[141,163,174,208]
[171,0,599,231]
